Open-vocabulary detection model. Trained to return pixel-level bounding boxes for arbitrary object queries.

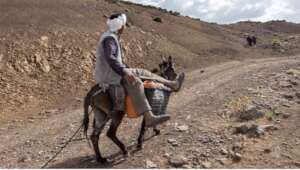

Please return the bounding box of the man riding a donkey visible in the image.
[83,13,185,163]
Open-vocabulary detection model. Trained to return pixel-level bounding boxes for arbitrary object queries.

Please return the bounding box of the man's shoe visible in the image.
[174,72,185,92]
[145,112,170,127]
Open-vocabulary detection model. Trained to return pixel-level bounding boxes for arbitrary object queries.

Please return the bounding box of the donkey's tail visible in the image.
[83,84,101,140]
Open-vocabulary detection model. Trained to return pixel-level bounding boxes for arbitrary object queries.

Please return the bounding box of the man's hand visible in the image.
[124,70,137,84]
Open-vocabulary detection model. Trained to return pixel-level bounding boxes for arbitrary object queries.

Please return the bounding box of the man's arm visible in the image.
[103,37,128,76]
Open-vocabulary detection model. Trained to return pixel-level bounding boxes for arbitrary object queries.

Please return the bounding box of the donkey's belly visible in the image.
[93,92,112,115]
[92,88,171,117]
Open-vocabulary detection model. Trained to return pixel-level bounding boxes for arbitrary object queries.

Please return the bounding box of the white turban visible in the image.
[107,14,127,32]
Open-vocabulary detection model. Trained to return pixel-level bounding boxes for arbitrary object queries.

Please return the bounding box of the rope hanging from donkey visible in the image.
[40,109,93,169]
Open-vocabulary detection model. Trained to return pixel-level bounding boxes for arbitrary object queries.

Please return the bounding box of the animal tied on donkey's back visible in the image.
[83,56,182,163]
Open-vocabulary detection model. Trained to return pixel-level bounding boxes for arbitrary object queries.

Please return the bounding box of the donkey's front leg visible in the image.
[91,109,108,163]
[106,112,128,157]
[91,129,107,163]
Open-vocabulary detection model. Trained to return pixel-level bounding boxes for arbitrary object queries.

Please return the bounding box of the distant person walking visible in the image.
[251,36,257,46]
[246,35,253,47]
[246,34,257,47]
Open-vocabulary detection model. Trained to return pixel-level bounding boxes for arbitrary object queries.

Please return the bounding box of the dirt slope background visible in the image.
[0,0,300,168]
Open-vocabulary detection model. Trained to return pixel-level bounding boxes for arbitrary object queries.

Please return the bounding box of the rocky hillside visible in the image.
[226,20,300,55]
[0,0,300,123]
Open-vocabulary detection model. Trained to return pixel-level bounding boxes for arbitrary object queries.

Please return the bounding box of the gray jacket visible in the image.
[95,31,125,85]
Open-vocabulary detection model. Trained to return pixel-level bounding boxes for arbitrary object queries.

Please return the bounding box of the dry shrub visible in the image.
[226,96,252,114]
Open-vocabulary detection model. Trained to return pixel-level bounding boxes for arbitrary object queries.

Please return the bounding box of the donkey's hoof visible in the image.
[154,129,161,135]
[96,157,108,164]
[137,144,144,150]
[123,151,130,158]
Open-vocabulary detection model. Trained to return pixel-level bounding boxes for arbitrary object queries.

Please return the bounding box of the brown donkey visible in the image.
[83,56,178,163]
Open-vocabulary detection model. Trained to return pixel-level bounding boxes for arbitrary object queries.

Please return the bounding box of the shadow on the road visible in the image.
[49,134,157,168]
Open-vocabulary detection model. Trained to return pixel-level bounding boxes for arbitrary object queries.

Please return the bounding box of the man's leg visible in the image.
[127,68,184,91]
[123,78,170,127]
[107,85,129,153]
[108,85,125,113]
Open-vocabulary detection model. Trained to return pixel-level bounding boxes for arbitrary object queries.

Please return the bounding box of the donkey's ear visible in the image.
[151,68,159,73]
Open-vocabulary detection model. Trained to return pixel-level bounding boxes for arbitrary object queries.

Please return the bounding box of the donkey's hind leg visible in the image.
[106,111,128,156]
[137,118,161,150]
[137,118,146,150]
[90,108,108,163]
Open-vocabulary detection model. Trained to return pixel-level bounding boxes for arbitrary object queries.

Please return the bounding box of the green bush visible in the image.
[272,37,281,46]
[153,17,162,23]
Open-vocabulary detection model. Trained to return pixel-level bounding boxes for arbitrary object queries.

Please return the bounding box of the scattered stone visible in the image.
[282,103,291,107]
[232,142,244,151]
[197,135,211,143]
[279,81,292,88]
[28,119,35,123]
[264,148,271,153]
[55,44,63,49]
[286,69,300,76]
[163,152,171,158]
[275,119,281,124]
[40,36,49,47]
[283,94,294,100]
[45,109,59,114]
[167,138,177,143]
[176,125,189,132]
[274,109,283,116]
[232,152,242,162]
[0,53,3,70]
[146,160,157,168]
[200,152,210,158]
[201,161,212,169]
[235,123,278,137]
[182,164,192,169]
[294,161,300,167]
[167,138,179,147]
[38,151,44,155]
[220,148,228,155]
[217,158,228,165]
[75,97,83,102]
[256,125,266,135]
[282,113,291,119]
[35,53,51,73]
[296,92,300,99]
[168,155,188,168]
[239,105,264,121]
[281,153,292,159]
[289,79,298,86]
[17,157,26,163]
[146,41,153,46]
[234,123,260,137]
[260,124,279,131]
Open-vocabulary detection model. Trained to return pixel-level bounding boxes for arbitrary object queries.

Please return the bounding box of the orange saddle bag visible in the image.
[126,80,157,118]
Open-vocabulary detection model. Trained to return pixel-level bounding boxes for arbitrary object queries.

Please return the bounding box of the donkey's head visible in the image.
[153,56,177,81]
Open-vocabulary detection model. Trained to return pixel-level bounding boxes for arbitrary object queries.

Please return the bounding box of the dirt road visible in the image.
[0,56,299,168]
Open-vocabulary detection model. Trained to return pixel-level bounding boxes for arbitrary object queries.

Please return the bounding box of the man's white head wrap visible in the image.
[107,14,127,32]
